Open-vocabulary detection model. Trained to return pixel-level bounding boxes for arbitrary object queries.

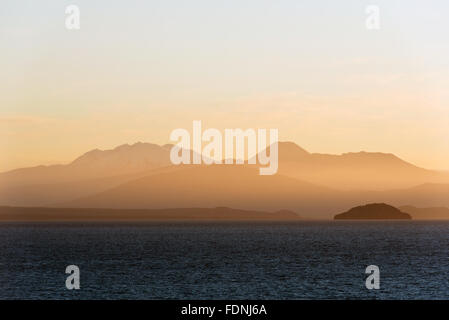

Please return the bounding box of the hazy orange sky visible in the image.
[1,1,449,172]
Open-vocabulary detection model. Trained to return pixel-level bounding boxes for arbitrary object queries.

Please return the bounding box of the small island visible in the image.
[334,203,411,220]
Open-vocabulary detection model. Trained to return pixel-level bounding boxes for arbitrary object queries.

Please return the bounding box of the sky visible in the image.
[1,0,449,171]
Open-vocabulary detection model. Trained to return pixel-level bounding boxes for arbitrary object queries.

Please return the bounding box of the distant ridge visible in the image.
[0,206,301,222]
[273,142,448,190]
[71,142,171,166]
[399,205,449,220]
[0,142,173,186]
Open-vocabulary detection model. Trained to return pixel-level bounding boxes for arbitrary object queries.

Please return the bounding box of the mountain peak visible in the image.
[68,142,172,174]
[113,142,160,150]
[277,141,310,161]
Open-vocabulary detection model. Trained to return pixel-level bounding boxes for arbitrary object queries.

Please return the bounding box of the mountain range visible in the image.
[1,141,449,219]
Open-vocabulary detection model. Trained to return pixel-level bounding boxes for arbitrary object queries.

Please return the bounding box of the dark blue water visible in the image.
[0,221,448,299]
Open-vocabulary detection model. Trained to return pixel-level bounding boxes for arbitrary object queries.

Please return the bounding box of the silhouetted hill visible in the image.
[0,206,301,221]
[65,165,341,214]
[334,203,411,220]
[399,205,449,220]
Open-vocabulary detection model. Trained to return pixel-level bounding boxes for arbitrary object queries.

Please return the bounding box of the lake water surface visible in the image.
[0,221,448,299]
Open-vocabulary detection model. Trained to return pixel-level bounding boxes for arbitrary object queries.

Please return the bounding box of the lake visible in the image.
[0,221,448,299]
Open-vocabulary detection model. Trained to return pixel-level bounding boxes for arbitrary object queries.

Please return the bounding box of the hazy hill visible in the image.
[274,142,449,190]
[0,143,175,206]
[334,203,411,220]
[63,162,449,219]
[399,205,449,220]
[367,183,449,208]
[65,165,345,216]
[0,172,146,207]
[0,142,173,187]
